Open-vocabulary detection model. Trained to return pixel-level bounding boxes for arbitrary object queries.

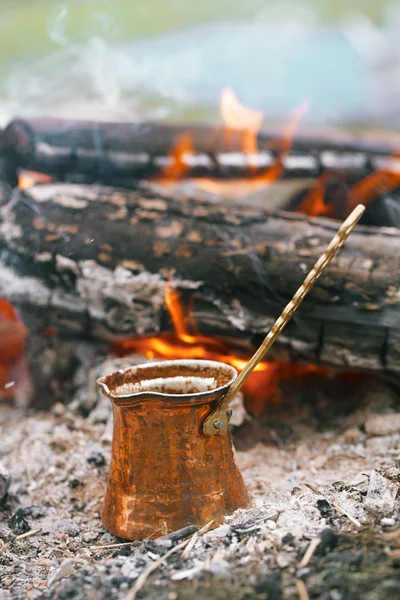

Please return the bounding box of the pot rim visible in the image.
[97,358,238,405]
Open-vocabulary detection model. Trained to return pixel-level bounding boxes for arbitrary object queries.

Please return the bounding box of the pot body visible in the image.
[98,359,250,540]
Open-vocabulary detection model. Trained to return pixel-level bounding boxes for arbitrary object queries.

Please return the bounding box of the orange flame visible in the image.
[220,88,264,133]
[0,297,30,401]
[297,173,335,217]
[191,93,309,196]
[298,155,400,219]
[153,89,308,197]
[220,88,264,162]
[18,170,53,190]
[113,284,329,414]
[347,163,400,211]
[157,134,194,181]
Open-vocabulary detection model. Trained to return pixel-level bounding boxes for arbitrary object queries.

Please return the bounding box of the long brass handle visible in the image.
[203,204,366,436]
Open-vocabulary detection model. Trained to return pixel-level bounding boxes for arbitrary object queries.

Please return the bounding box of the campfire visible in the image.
[0,89,399,600]
[2,89,400,408]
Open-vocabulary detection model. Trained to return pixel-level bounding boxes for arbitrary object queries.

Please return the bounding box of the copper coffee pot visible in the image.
[97,359,250,540]
[98,205,365,540]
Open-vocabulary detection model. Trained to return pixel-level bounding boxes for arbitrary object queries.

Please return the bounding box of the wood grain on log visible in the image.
[0,182,399,374]
[1,118,400,187]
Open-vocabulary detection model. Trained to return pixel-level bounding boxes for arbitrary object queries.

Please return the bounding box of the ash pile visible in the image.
[0,355,399,600]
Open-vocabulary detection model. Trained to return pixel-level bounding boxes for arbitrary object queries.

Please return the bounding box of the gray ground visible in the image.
[0,357,399,600]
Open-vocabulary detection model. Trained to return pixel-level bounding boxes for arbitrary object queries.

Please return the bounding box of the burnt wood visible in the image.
[1,118,400,188]
[0,182,400,375]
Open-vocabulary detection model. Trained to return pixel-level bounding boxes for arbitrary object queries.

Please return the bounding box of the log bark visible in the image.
[0,182,400,375]
[1,118,399,187]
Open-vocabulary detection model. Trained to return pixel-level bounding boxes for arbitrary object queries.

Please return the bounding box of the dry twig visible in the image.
[298,538,320,568]
[305,484,362,529]
[180,519,215,560]
[125,538,189,600]
[125,520,215,600]
[181,532,198,560]
[296,579,310,600]
[89,541,142,551]
[15,529,41,541]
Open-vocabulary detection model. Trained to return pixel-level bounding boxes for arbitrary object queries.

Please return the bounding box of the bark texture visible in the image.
[0,182,399,374]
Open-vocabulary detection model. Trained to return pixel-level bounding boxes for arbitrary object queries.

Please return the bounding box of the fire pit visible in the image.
[0,97,399,599]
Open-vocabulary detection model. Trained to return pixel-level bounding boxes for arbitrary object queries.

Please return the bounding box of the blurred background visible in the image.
[1,0,400,127]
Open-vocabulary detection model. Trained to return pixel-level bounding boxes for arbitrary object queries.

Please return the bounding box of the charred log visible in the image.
[1,118,400,188]
[0,183,400,375]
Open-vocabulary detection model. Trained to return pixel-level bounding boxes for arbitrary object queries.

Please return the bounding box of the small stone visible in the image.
[54,521,81,537]
[48,559,75,585]
[276,553,291,568]
[317,499,333,519]
[121,561,139,579]
[81,531,99,543]
[383,466,400,482]
[282,533,295,545]
[380,517,396,527]
[69,478,83,489]
[341,427,363,445]
[365,413,400,436]
[8,509,30,535]
[318,529,339,554]
[20,505,46,519]
[205,524,230,541]
[51,403,65,417]
[0,461,10,503]
[364,470,398,516]
[117,545,133,557]
[87,452,106,467]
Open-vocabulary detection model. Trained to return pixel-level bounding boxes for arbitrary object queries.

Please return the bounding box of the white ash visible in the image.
[229,392,249,428]
[0,372,399,599]
[365,470,398,516]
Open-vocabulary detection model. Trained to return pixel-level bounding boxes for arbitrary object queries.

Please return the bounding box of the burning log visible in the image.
[1,118,400,188]
[0,182,399,376]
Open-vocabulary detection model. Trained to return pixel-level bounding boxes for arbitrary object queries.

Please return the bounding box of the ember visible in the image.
[0,297,30,403]
[18,169,53,190]
[298,155,400,218]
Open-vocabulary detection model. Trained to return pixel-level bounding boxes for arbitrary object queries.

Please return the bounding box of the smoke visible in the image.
[47,4,70,46]
[47,1,120,46]
[1,1,138,124]
[2,1,400,126]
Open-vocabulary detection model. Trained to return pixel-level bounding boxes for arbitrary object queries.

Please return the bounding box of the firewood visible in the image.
[0,182,399,375]
[1,118,399,187]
